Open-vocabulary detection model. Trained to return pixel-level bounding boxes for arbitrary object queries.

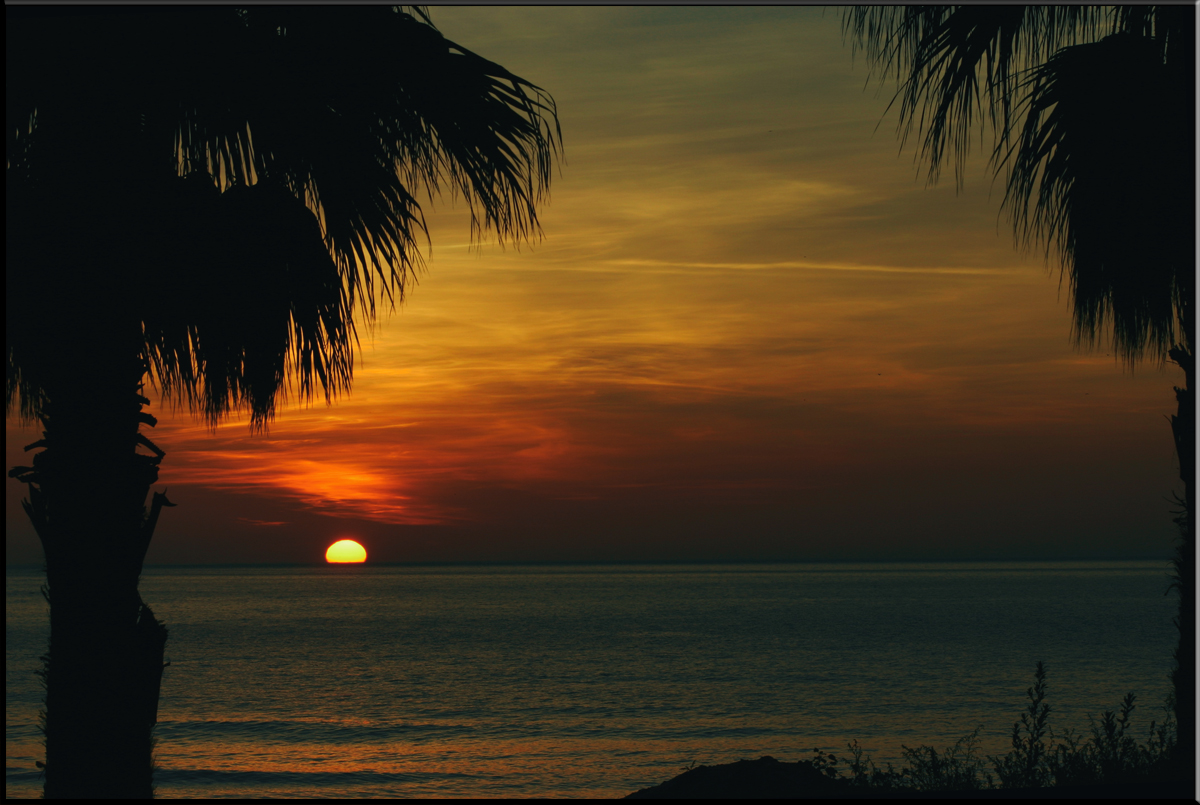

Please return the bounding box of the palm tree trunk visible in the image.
[1168,344,1193,767]
[12,363,172,798]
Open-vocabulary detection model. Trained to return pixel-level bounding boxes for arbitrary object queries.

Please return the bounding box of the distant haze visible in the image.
[5,7,1183,564]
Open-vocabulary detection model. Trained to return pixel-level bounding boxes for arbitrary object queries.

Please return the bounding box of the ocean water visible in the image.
[6,561,1177,798]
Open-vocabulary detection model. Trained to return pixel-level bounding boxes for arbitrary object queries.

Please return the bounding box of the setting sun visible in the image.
[325,539,367,564]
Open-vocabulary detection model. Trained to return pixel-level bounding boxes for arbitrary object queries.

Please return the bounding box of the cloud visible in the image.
[602,259,1008,275]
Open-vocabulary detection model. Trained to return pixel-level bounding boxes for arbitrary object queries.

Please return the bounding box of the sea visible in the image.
[5,561,1178,799]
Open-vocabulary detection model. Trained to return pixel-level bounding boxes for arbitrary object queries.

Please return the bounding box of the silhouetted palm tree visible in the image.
[6,6,560,798]
[842,5,1193,768]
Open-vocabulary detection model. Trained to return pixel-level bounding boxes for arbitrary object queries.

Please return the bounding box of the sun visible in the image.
[325,539,367,564]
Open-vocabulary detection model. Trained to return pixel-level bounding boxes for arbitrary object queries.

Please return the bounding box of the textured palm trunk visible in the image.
[11,362,172,799]
[1167,344,1193,768]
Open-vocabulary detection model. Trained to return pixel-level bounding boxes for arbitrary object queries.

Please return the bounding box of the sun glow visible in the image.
[325,539,367,564]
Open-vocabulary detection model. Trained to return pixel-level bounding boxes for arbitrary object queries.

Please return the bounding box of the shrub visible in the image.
[901,726,991,791]
[990,660,1053,788]
[832,662,1178,792]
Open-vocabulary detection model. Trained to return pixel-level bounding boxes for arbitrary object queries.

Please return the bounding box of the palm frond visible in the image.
[841,5,1194,364]
[842,6,1114,187]
[170,6,561,315]
[1000,33,1193,364]
[6,6,562,427]
[140,178,354,429]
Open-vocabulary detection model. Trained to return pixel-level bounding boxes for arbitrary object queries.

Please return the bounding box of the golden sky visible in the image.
[4,7,1185,563]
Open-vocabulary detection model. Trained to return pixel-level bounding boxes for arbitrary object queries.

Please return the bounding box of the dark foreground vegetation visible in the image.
[627,664,1193,799]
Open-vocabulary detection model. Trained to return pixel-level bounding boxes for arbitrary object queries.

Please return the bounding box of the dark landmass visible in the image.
[624,756,1195,800]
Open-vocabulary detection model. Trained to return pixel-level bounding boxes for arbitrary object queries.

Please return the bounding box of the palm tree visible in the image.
[6,6,560,798]
[841,5,1193,768]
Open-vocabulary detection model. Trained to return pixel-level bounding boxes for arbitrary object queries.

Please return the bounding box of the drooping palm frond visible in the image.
[842,6,1114,187]
[5,6,562,428]
[137,176,355,427]
[840,5,1194,365]
[1000,33,1193,364]
[163,6,560,311]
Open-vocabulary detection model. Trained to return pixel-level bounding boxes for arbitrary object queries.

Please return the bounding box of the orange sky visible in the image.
[5,7,1185,563]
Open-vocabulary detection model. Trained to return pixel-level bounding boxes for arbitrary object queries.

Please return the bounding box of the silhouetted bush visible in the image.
[840,662,1179,792]
[630,664,1184,798]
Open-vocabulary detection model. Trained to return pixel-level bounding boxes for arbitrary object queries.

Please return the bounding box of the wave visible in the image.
[155,719,475,744]
[153,716,789,745]
[155,768,474,785]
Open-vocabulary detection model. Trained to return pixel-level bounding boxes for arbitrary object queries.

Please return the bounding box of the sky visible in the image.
[4,7,1186,564]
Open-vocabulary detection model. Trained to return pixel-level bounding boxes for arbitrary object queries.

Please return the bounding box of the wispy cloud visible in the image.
[603,259,1010,275]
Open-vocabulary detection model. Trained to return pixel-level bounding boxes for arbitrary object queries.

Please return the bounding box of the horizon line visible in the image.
[5,556,1175,570]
